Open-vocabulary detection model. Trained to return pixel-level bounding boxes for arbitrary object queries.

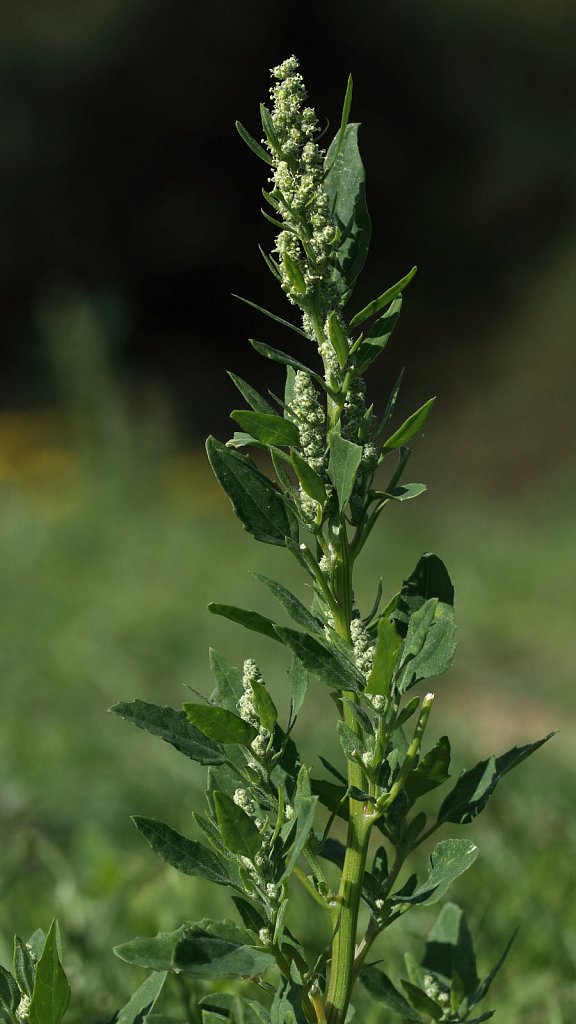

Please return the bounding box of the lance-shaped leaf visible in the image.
[214,791,262,861]
[288,655,309,725]
[231,410,300,447]
[228,372,276,415]
[360,967,423,1021]
[291,450,327,505]
[110,699,224,765]
[281,795,318,879]
[231,295,307,339]
[401,981,443,1021]
[13,937,35,999]
[183,704,257,746]
[209,647,243,711]
[328,433,363,511]
[394,553,454,635]
[116,920,276,979]
[115,970,167,1024]
[206,437,299,547]
[379,483,427,503]
[133,817,233,886]
[405,736,451,803]
[273,626,363,691]
[0,965,20,1017]
[422,902,479,1008]
[235,120,273,165]
[382,397,436,454]
[250,678,277,733]
[354,298,402,375]
[472,931,517,1006]
[438,734,555,826]
[29,921,70,1024]
[250,340,322,384]
[253,573,323,634]
[324,123,372,297]
[208,602,278,642]
[326,311,350,368]
[365,614,403,696]
[393,839,478,907]
[349,265,417,328]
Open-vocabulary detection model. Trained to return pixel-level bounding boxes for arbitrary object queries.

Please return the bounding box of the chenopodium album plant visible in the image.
[0,56,553,1024]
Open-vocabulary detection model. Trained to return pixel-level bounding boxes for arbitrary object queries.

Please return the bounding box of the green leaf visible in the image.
[235,121,273,165]
[231,410,299,447]
[260,103,281,155]
[250,340,322,384]
[310,778,349,821]
[326,311,350,368]
[13,936,36,999]
[29,921,70,1024]
[116,921,275,979]
[133,817,233,886]
[324,124,372,297]
[394,553,454,635]
[230,296,307,340]
[423,903,479,1001]
[209,648,243,711]
[380,483,427,502]
[110,700,224,765]
[360,967,423,1021]
[281,253,307,295]
[326,73,354,171]
[115,924,189,971]
[253,573,323,634]
[438,734,554,826]
[208,602,278,642]
[405,736,451,803]
[227,372,276,415]
[393,839,479,907]
[291,451,327,506]
[365,615,403,696]
[288,655,309,724]
[382,397,435,454]
[281,795,317,879]
[0,965,20,1015]
[327,433,363,511]
[116,971,167,1024]
[206,437,299,547]
[273,627,363,691]
[214,791,262,861]
[250,679,277,733]
[183,704,257,746]
[401,981,442,1021]
[349,266,417,328]
[354,298,402,374]
[473,931,517,1006]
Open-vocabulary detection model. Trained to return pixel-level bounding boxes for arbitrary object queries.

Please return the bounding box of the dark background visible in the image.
[2,0,575,452]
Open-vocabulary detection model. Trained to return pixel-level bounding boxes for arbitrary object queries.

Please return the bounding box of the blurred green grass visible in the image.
[0,354,574,1021]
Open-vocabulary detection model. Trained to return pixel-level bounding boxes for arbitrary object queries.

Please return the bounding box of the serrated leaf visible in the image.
[291,451,327,505]
[382,397,435,454]
[110,700,224,765]
[206,436,299,547]
[405,736,451,803]
[365,615,403,696]
[324,123,372,297]
[231,410,299,447]
[393,839,478,907]
[328,433,363,511]
[29,921,70,1024]
[253,574,322,634]
[214,791,262,861]
[350,266,417,328]
[133,817,233,886]
[438,734,554,826]
[183,704,257,746]
[360,967,422,1021]
[354,298,402,374]
[227,372,276,415]
[208,602,278,642]
[116,971,167,1024]
[273,626,363,691]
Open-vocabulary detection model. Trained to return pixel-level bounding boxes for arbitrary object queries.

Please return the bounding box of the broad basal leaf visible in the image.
[110,699,224,765]
[206,436,299,546]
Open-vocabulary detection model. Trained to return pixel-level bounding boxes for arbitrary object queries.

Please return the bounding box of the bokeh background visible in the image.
[1,1,575,1021]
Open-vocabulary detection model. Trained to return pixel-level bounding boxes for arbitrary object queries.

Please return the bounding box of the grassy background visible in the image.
[0,304,574,1023]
